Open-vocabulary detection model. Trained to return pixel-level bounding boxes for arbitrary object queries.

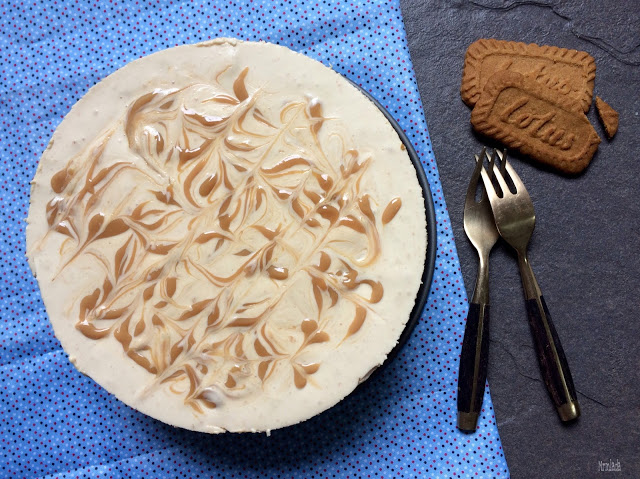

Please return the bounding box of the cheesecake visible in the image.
[26,38,427,433]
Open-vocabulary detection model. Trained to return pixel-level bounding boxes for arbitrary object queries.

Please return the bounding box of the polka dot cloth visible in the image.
[0,0,510,477]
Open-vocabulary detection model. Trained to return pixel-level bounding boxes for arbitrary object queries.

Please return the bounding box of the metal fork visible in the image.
[457,148,505,432]
[480,158,581,422]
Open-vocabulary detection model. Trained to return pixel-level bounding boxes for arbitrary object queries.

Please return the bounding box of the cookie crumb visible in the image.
[595,96,619,139]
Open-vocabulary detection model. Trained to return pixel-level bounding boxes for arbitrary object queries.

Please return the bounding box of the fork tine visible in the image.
[496,149,508,176]
[476,147,486,175]
[487,150,497,179]
[490,158,511,196]
[480,149,499,201]
[484,149,498,182]
[466,147,485,204]
[479,165,500,204]
[504,159,528,196]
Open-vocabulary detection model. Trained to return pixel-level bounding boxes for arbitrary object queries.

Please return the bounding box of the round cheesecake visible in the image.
[26,38,427,433]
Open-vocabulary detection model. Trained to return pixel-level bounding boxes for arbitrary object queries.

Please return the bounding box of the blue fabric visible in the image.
[0,1,509,477]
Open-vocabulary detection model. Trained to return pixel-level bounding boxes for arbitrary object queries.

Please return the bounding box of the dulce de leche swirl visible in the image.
[26,39,426,433]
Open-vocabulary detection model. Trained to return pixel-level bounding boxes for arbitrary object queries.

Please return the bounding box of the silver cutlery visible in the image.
[479,153,580,422]
[457,148,505,432]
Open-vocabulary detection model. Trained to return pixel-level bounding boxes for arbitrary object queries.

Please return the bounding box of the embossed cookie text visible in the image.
[470,70,601,174]
[500,96,575,150]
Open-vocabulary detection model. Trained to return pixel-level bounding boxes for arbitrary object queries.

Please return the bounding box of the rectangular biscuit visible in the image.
[470,70,600,174]
[461,39,596,112]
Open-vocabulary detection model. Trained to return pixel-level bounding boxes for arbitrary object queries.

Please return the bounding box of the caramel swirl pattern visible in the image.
[44,68,403,413]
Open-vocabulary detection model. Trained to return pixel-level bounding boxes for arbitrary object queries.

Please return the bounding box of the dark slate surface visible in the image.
[399,1,640,477]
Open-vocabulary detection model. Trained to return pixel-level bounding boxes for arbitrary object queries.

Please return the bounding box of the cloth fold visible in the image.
[0,0,509,477]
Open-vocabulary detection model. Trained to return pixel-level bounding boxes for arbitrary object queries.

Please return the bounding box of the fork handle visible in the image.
[518,256,581,422]
[457,301,490,431]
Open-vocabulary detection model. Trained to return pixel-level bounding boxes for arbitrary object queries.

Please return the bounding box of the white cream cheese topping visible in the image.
[26,38,427,433]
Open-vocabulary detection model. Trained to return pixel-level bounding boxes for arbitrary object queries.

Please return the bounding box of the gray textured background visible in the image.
[399,1,640,477]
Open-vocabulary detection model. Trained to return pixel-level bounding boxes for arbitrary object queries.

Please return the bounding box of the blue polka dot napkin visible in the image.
[0,0,509,477]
